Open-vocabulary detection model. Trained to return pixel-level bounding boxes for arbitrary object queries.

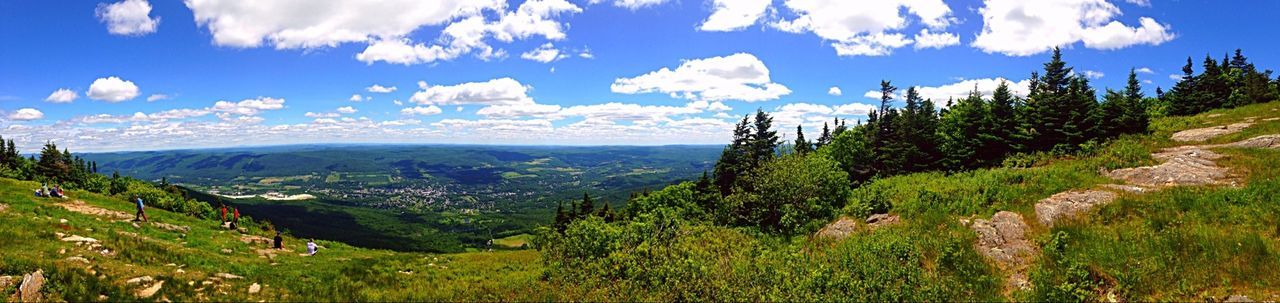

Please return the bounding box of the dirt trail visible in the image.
[58,200,134,220]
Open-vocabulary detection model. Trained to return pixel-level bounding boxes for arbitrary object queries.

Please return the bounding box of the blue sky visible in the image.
[1,0,1277,152]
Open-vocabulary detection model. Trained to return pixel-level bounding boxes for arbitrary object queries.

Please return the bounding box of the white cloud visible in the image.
[366,85,397,93]
[8,108,44,121]
[827,87,842,96]
[87,76,140,102]
[401,106,444,116]
[336,106,358,114]
[353,0,582,65]
[686,100,733,112]
[96,0,160,36]
[913,29,960,49]
[305,112,340,118]
[1135,67,1154,74]
[699,0,771,32]
[1168,74,1183,81]
[579,49,594,59]
[393,100,405,106]
[520,43,567,63]
[611,53,791,102]
[557,102,700,124]
[475,103,562,118]
[349,94,371,102]
[1079,70,1105,79]
[597,0,672,10]
[210,97,285,116]
[972,0,1175,56]
[146,94,170,102]
[833,103,876,116]
[864,77,1032,107]
[45,89,78,103]
[1123,0,1151,7]
[411,78,533,106]
[771,0,956,56]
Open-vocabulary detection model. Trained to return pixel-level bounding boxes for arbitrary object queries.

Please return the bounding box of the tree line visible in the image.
[0,139,215,218]
[545,47,1279,236]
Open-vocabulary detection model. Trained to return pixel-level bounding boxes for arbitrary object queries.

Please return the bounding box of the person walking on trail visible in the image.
[230,207,240,230]
[273,231,284,250]
[134,196,149,222]
[220,205,228,224]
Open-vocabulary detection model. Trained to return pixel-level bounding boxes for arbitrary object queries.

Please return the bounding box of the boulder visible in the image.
[248,283,261,294]
[865,214,901,228]
[1108,148,1231,187]
[126,276,154,285]
[971,211,1036,292]
[214,273,243,280]
[136,281,164,299]
[16,269,45,302]
[1034,190,1117,227]
[1224,295,1253,302]
[60,235,99,244]
[1227,134,1280,149]
[815,217,859,240]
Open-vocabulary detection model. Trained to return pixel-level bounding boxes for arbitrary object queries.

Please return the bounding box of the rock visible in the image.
[0,203,7,213]
[60,235,99,244]
[248,283,261,294]
[221,248,233,254]
[214,273,243,280]
[65,256,90,264]
[136,280,164,298]
[240,235,271,245]
[971,212,1035,267]
[152,223,191,233]
[1108,148,1231,187]
[814,217,859,239]
[1171,122,1252,142]
[175,269,185,274]
[59,218,68,224]
[1226,134,1280,149]
[1264,117,1279,122]
[865,213,900,228]
[1101,184,1147,194]
[0,276,13,291]
[1034,190,1118,227]
[16,269,45,303]
[126,276,154,285]
[1225,295,1253,302]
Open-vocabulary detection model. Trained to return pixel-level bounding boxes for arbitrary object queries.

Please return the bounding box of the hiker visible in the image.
[41,183,48,197]
[306,239,318,256]
[220,205,228,224]
[273,231,284,250]
[53,185,66,199]
[34,188,44,197]
[134,196,148,222]
[229,207,240,230]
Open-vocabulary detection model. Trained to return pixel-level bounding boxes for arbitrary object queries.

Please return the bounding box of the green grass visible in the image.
[493,233,533,248]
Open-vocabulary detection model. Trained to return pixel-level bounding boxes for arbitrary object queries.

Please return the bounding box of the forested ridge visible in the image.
[539,48,1280,301]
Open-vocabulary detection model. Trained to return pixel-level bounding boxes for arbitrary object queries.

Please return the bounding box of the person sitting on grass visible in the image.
[307,239,318,256]
[134,196,149,222]
[273,231,284,250]
[54,185,66,199]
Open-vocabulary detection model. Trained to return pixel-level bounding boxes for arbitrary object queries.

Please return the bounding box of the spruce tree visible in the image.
[1167,57,1200,116]
[1122,68,1150,134]
[713,116,752,195]
[1023,48,1076,151]
[816,122,832,148]
[939,89,989,170]
[579,193,594,219]
[899,87,940,172]
[749,109,779,168]
[986,80,1020,155]
[794,125,812,155]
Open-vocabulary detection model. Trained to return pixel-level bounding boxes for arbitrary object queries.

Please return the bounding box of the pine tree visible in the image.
[939,89,989,170]
[749,109,779,168]
[816,122,832,148]
[37,142,70,182]
[713,116,752,195]
[794,125,812,155]
[986,80,1020,155]
[1198,55,1230,111]
[1098,89,1127,139]
[579,193,594,219]
[1122,68,1150,134]
[898,87,940,172]
[1167,57,1200,115]
[1023,48,1078,151]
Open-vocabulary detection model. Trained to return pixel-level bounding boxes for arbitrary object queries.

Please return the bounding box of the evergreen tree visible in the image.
[794,125,812,155]
[816,122,832,148]
[37,142,70,182]
[1122,68,1150,134]
[898,87,940,172]
[553,201,568,232]
[1198,55,1230,111]
[1065,76,1100,146]
[939,89,990,170]
[985,80,1020,155]
[1098,89,1127,139]
[1023,48,1079,151]
[749,109,780,168]
[713,116,751,195]
[1167,57,1200,115]
[579,193,594,219]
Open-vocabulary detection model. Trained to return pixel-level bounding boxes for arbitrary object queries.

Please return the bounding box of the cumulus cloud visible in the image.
[401,105,444,116]
[366,85,397,93]
[827,87,842,96]
[96,0,160,36]
[863,78,1032,107]
[305,112,340,118]
[1134,67,1154,74]
[611,53,791,102]
[8,108,44,121]
[336,106,358,114]
[913,29,961,49]
[1079,70,1105,79]
[520,43,567,63]
[45,88,78,103]
[771,0,958,56]
[593,0,672,10]
[354,0,582,65]
[146,94,170,102]
[972,0,1175,56]
[475,103,562,118]
[349,94,371,102]
[769,102,876,131]
[87,76,140,102]
[699,0,771,32]
[411,78,533,106]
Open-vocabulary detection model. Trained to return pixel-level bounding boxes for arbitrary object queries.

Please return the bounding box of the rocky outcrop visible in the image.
[816,214,902,240]
[1108,148,1232,187]
[865,214,900,228]
[1171,123,1252,142]
[1226,134,1280,149]
[58,201,133,220]
[1034,190,1118,227]
[969,211,1036,291]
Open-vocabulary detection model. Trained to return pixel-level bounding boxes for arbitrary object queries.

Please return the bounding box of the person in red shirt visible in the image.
[229,207,241,230]
[220,205,227,223]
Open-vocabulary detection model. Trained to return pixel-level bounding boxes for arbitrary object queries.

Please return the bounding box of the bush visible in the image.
[727,153,850,234]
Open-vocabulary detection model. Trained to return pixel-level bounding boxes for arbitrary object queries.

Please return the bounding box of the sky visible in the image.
[1,0,1277,152]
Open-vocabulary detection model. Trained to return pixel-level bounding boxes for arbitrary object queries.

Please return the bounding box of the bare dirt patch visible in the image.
[1034,190,1118,227]
[969,211,1036,292]
[1171,122,1252,142]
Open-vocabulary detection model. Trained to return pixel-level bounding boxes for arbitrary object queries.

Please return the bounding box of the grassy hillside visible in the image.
[4,103,1280,301]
